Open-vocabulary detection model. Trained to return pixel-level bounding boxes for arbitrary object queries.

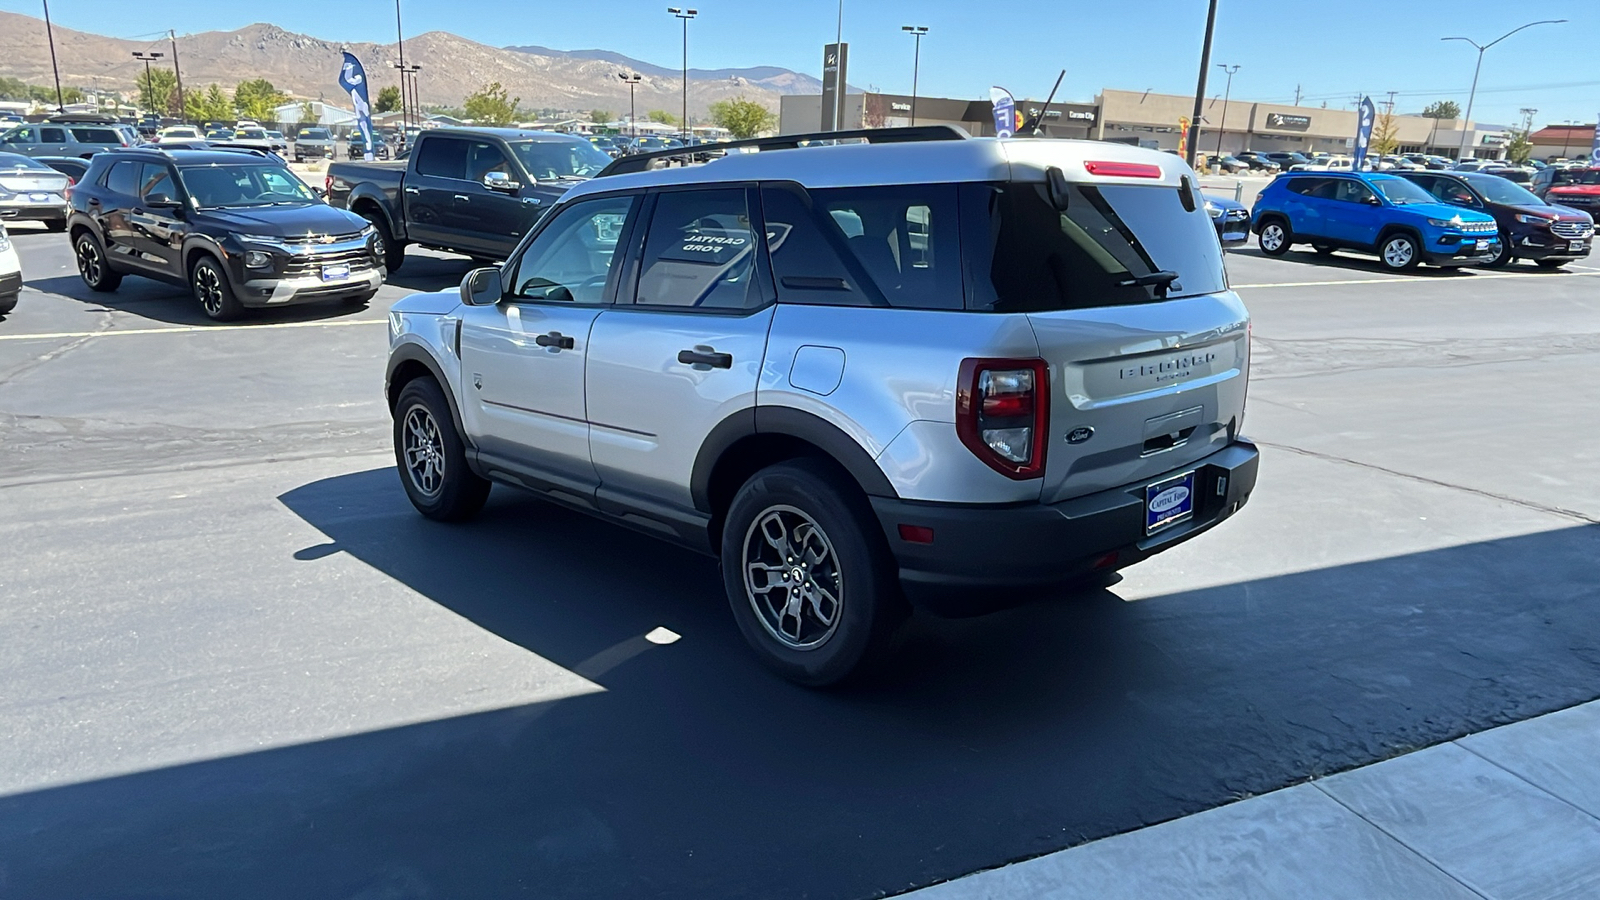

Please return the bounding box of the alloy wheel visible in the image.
[1260,224,1284,252]
[1383,237,1415,268]
[742,504,844,650]
[402,406,446,497]
[194,265,224,317]
[76,238,102,285]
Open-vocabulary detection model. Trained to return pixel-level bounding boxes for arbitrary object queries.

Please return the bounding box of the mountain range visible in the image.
[0,11,830,118]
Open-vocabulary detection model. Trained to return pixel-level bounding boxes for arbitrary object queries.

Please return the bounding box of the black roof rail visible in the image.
[596,124,971,178]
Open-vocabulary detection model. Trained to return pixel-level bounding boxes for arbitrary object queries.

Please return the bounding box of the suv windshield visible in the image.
[962,180,1227,312]
[508,140,612,179]
[177,163,317,209]
[1462,174,1541,206]
[1370,177,1434,205]
[1551,168,1600,186]
[300,129,330,140]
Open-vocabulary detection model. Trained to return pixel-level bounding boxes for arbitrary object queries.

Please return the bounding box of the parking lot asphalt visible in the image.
[1,222,1597,899]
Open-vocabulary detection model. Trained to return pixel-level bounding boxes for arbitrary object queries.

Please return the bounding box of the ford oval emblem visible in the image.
[1148,485,1191,514]
[1066,426,1095,444]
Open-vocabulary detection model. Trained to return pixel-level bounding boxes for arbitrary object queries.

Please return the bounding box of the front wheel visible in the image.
[191,256,245,321]
[1258,221,1291,256]
[0,294,16,316]
[362,211,406,272]
[393,378,490,521]
[75,232,123,292]
[1379,233,1421,271]
[1483,236,1513,268]
[1535,259,1568,270]
[720,459,906,687]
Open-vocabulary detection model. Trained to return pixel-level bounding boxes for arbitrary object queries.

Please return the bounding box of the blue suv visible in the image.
[1252,171,1500,270]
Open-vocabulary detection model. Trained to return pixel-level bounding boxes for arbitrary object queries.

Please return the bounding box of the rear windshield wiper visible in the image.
[1120,270,1180,290]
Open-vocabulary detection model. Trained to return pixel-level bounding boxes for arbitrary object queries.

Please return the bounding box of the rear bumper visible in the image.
[0,270,21,298]
[871,440,1260,615]
[0,202,68,221]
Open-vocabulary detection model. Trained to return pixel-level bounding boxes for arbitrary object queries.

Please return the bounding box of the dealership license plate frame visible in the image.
[1571,241,1586,253]
[1145,470,1197,536]
[320,263,351,282]
[1474,239,1489,251]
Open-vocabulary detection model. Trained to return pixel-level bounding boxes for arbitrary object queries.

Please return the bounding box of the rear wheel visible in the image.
[393,378,490,521]
[1258,220,1291,256]
[74,231,122,292]
[1379,233,1421,271]
[720,459,906,687]
[1535,259,1568,270]
[191,256,245,321]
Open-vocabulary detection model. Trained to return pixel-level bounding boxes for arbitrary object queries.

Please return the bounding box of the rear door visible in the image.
[960,179,1249,504]
[404,134,467,248]
[126,162,183,273]
[585,185,773,527]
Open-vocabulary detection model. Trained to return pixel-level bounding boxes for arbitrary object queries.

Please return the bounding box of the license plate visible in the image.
[1146,471,1196,535]
[320,264,351,282]
[1572,241,1586,252]
[1474,239,1489,251]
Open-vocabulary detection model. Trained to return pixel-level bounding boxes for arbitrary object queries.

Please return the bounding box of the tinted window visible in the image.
[177,164,316,208]
[137,163,175,200]
[104,160,141,196]
[39,127,67,143]
[1286,177,1328,196]
[961,180,1227,312]
[466,141,512,181]
[507,194,636,304]
[811,184,963,310]
[70,128,120,144]
[1331,180,1375,204]
[635,188,762,309]
[415,136,468,179]
[759,183,881,308]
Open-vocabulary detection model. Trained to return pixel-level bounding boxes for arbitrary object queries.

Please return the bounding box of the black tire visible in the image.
[361,209,406,272]
[1312,244,1335,256]
[191,256,246,321]
[1535,259,1568,270]
[45,218,66,233]
[393,378,490,522]
[0,294,16,316]
[1378,232,1422,271]
[1483,236,1513,268]
[1258,219,1291,256]
[74,231,122,292]
[720,458,906,687]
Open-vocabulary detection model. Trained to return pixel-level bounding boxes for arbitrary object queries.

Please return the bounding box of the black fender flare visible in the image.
[346,184,405,242]
[386,342,470,444]
[689,406,899,514]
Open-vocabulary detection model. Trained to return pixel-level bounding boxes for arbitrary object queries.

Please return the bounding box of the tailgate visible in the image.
[1032,292,1250,503]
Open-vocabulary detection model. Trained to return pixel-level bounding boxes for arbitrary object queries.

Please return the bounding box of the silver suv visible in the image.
[385,129,1259,685]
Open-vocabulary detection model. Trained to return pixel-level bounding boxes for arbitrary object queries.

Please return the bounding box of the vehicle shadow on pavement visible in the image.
[383,254,478,295]
[1228,247,1573,278]
[4,466,1598,899]
[24,273,373,328]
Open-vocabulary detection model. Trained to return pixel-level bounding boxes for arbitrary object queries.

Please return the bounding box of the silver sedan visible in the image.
[0,152,71,232]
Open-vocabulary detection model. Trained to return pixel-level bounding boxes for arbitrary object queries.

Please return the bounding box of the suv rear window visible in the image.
[960,181,1227,312]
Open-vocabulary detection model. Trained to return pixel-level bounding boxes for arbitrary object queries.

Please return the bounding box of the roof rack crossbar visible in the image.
[595,124,970,178]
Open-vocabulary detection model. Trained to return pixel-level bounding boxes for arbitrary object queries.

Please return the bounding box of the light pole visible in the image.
[1213,64,1239,165]
[168,30,187,125]
[618,73,642,136]
[42,0,65,113]
[668,8,697,136]
[901,25,928,126]
[1560,119,1578,159]
[1186,0,1219,168]
[1442,19,1565,160]
[394,0,409,137]
[132,51,165,119]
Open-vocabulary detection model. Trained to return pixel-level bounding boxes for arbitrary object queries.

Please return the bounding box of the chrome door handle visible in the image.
[403,187,419,194]
[678,348,733,369]
[454,194,470,202]
[534,331,574,350]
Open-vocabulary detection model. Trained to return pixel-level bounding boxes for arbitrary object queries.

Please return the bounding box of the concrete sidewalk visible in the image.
[907,699,1600,899]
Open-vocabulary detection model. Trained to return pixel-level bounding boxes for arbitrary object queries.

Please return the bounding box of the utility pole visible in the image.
[1186,0,1219,168]
[1292,84,1302,106]
[41,0,65,113]
[1214,64,1239,165]
[668,8,697,135]
[169,30,187,124]
[394,0,409,140]
[901,25,928,126]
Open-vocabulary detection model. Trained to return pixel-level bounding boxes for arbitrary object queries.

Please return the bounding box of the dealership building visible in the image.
[779,88,1512,160]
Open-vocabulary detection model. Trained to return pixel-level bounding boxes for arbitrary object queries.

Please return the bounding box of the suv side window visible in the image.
[39,127,67,143]
[1286,177,1327,196]
[415,137,469,180]
[8,126,35,143]
[759,183,882,307]
[506,194,637,304]
[104,160,141,197]
[634,188,764,310]
[811,184,963,310]
[137,163,175,201]
[71,127,119,144]
[1332,180,1376,204]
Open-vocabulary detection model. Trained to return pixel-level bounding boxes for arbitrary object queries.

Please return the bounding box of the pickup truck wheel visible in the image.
[721,459,906,687]
[191,256,245,321]
[363,213,405,272]
[74,232,122,292]
[393,378,489,521]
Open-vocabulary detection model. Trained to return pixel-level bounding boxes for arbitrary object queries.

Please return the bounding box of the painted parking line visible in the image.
[1233,269,1600,290]
[0,317,388,342]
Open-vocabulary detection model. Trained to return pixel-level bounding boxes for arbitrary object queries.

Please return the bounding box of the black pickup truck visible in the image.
[325,127,611,270]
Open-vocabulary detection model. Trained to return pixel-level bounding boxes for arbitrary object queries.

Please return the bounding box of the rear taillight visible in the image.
[957,358,1049,480]
[63,177,75,201]
[325,175,334,194]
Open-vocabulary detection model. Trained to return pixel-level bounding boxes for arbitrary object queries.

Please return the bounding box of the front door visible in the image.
[404,134,469,249]
[451,139,536,259]
[1324,178,1384,246]
[458,192,640,502]
[586,186,772,523]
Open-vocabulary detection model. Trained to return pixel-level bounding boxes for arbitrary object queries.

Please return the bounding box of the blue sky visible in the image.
[4,0,1596,126]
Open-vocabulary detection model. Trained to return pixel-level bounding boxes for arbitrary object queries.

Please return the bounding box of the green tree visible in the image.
[462,81,520,125]
[186,84,234,123]
[1421,100,1461,120]
[589,109,613,124]
[647,109,681,127]
[0,76,28,101]
[1370,105,1401,157]
[233,78,287,122]
[374,85,401,114]
[297,101,318,127]
[137,67,179,116]
[709,97,775,139]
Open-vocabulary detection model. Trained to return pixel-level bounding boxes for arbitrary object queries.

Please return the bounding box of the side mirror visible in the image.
[1364,195,1381,206]
[461,266,503,306]
[483,171,523,193]
[145,193,183,210]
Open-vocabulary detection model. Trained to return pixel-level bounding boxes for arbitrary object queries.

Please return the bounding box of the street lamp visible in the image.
[1442,19,1566,159]
[668,8,697,137]
[618,73,642,137]
[132,51,165,119]
[901,25,928,126]
[1213,64,1239,166]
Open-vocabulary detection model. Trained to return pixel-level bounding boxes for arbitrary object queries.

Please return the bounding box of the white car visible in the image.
[0,222,21,316]
[154,126,204,143]
[1290,155,1355,172]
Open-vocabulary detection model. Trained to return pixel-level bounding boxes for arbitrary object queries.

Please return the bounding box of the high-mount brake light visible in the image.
[1084,161,1163,179]
[956,358,1050,480]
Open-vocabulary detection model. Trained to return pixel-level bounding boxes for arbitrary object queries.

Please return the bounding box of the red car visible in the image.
[1531,165,1600,218]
